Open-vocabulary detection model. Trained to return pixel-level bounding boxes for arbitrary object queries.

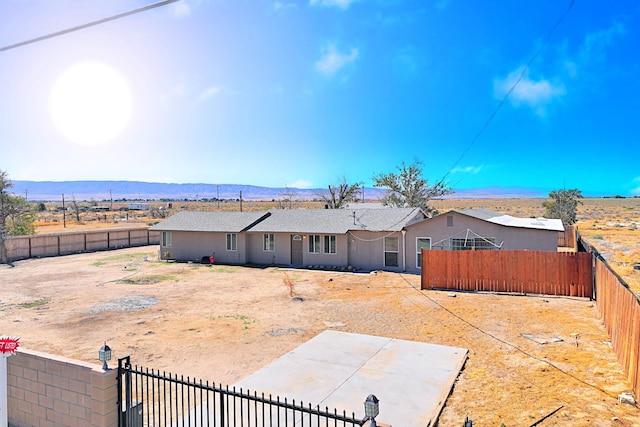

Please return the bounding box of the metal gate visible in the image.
[118,356,367,427]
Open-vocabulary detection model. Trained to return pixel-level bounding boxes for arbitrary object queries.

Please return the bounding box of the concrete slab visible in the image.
[234,330,468,427]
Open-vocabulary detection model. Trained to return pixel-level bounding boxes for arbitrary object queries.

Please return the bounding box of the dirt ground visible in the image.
[1,246,639,426]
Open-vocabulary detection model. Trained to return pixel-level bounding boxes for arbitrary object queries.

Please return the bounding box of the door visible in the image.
[291,235,303,265]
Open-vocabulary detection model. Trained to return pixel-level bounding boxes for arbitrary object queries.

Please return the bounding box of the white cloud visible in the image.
[168,0,197,17]
[315,43,359,77]
[198,86,221,102]
[309,0,358,9]
[580,22,626,62]
[493,68,565,116]
[452,165,484,174]
[274,2,298,11]
[288,179,313,189]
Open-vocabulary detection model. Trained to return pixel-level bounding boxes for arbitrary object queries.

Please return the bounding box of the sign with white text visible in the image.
[0,337,19,357]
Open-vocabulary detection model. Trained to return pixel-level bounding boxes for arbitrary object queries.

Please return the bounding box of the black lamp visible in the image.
[98,342,112,370]
[364,394,379,427]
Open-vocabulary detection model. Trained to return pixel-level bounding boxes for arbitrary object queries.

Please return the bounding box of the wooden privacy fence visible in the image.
[421,250,594,298]
[5,228,160,262]
[594,255,640,399]
[557,225,577,250]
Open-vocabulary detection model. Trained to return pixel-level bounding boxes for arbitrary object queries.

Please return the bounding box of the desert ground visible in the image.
[1,245,639,426]
[11,196,639,426]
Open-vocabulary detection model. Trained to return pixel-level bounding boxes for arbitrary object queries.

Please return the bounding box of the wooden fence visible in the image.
[420,250,594,298]
[557,225,577,250]
[594,255,640,398]
[5,228,160,262]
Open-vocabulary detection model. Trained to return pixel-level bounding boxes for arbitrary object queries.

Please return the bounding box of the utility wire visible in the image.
[0,0,180,53]
[437,0,577,187]
[398,273,619,401]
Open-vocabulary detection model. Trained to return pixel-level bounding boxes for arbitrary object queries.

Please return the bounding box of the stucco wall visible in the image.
[160,231,247,264]
[403,212,559,272]
[244,232,349,267]
[347,230,405,272]
[7,348,118,427]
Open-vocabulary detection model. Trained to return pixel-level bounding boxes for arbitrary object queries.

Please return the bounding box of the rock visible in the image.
[618,392,635,405]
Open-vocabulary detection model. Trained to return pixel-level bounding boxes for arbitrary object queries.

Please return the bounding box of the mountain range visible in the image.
[10,180,547,202]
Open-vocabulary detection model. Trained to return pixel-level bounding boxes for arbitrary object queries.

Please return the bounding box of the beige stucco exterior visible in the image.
[156,210,559,273]
[402,211,560,273]
[160,230,248,264]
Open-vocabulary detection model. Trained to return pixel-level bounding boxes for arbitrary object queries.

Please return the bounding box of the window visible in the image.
[416,238,431,268]
[226,233,237,251]
[447,216,454,227]
[323,235,336,254]
[384,236,399,267]
[162,231,172,247]
[263,233,275,252]
[309,234,320,253]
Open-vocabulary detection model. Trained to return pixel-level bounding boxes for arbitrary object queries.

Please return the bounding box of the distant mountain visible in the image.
[11,180,546,202]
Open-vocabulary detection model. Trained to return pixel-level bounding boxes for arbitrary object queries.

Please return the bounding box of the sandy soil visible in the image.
[1,246,638,426]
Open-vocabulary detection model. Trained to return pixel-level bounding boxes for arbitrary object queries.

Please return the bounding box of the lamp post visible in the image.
[98,342,112,371]
[364,394,379,427]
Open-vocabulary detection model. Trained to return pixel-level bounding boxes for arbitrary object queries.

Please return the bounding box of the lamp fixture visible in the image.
[98,342,112,370]
[364,394,379,427]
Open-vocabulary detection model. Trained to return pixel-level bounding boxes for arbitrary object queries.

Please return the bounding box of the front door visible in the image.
[291,235,303,265]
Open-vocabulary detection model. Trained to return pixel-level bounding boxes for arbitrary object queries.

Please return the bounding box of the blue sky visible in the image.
[1,0,638,196]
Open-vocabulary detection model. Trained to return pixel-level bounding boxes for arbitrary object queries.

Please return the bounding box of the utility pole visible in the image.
[239,191,243,212]
[216,185,220,209]
[24,189,28,202]
[109,189,113,211]
[61,193,66,228]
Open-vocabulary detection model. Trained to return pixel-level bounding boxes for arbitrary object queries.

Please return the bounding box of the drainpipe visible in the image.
[401,229,407,272]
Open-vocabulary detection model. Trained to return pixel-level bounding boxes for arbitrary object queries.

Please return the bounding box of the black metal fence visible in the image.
[118,356,367,427]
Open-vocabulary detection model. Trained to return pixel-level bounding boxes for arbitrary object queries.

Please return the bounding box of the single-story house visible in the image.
[150,207,564,273]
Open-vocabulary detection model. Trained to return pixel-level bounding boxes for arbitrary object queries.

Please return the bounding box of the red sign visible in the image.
[0,336,19,356]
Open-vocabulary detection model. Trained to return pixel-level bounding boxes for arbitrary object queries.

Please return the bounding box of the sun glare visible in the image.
[50,62,133,146]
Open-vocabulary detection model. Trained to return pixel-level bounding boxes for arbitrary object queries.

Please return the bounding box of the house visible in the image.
[150,207,563,273]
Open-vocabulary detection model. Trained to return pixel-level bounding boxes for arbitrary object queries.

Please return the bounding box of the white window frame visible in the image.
[384,236,399,267]
[226,233,237,251]
[263,233,275,252]
[323,235,337,254]
[309,234,320,253]
[416,237,431,268]
[162,231,172,247]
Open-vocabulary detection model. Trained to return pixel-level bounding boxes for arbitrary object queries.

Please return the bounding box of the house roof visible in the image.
[453,208,565,232]
[151,208,426,235]
[149,211,269,233]
[249,208,425,234]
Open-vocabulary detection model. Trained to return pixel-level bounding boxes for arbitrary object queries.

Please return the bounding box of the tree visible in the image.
[275,187,299,209]
[1,170,35,264]
[70,194,82,223]
[372,160,452,215]
[543,188,583,226]
[318,177,363,209]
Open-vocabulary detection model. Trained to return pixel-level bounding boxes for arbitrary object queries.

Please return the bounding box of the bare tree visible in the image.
[372,160,452,216]
[275,187,298,209]
[318,177,362,209]
[70,194,82,223]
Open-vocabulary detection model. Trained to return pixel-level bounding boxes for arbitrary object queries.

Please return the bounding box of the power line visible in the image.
[437,0,577,187]
[0,0,180,53]
[398,273,618,401]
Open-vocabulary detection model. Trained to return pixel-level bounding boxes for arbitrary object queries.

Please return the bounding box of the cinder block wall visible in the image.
[7,348,118,427]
